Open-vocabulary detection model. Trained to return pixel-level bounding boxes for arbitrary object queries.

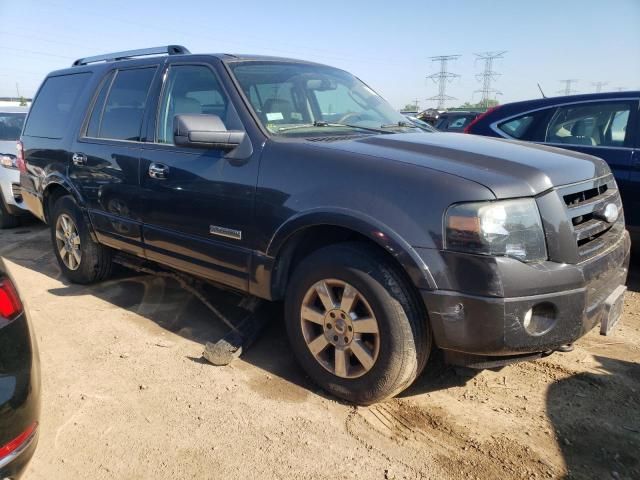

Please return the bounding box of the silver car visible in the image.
[0,106,29,228]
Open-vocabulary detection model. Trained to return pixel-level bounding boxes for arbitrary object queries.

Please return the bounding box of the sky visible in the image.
[1,0,639,110]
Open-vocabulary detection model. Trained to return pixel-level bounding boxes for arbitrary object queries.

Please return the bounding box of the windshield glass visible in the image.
[0,112,26,141]
[229,62,417,136]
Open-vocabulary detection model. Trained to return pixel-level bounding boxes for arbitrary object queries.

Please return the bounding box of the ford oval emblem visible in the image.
[603,203,619,223]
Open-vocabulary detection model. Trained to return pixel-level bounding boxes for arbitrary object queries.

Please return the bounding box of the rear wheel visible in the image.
[285,242,431,404]
[50,195,113,284]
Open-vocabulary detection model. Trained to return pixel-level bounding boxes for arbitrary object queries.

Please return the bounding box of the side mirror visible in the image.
[174,114,245,150]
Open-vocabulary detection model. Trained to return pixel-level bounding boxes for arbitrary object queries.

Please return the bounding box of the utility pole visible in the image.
[474,51,506,109]
[413,98,420,111]
[558,79,579,95]
[592,81,608,93]
[426,55,461,110]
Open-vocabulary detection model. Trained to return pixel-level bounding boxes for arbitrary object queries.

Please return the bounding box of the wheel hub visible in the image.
[324,309,354,346]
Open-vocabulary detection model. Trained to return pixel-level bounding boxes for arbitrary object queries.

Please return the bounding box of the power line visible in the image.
[426,55,461,110]
[592,81,608,93]
[558,79,579,95]
[474,51,506,109]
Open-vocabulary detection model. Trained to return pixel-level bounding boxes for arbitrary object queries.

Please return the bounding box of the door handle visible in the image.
[148,163,169,180]
[72,153,87,166]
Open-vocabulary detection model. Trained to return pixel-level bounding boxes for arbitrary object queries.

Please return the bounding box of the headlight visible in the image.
[0,154,18,169]
[445,198,547,262]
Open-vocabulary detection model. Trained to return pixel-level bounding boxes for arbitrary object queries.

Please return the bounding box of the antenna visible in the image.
[426,55,461,110]
[537,83,546,98]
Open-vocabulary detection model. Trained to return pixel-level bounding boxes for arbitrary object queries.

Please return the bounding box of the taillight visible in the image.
[16,140,26,173]
[0,277,23,322]
[0,422,38,460]
[463,106,501,134]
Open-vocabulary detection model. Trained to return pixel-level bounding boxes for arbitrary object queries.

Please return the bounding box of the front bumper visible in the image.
[419,230,630,356]
[1,169,28,216]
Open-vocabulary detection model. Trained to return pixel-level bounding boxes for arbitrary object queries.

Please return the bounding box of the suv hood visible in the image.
[0,140,18,156]
[315,132,609,198]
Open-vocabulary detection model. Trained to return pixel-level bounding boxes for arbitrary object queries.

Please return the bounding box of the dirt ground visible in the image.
[1,221,638,480]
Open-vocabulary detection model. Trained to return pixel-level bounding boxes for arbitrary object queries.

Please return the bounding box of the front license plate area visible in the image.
[600,285,626,336]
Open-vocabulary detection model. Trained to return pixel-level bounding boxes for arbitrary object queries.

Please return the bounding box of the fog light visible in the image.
[522,303,557,336]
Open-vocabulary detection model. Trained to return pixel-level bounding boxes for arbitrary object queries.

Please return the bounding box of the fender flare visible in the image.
[41,173,86,217]
[40,174,98,241]
[266,207,437,290]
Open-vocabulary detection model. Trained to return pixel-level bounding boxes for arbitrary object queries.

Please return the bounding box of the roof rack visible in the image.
[72,45,190,67]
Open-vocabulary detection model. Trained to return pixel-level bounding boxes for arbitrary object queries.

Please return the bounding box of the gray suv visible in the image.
[19,46,630,404]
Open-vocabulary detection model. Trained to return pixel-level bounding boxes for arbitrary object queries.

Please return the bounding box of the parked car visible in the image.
[0,107,29,228]
[0,258,40,479]
[20,46,629,404]
[404,115,438,132]
[464,92,640,238]
[416,108,441,125]
[435,110,482,132]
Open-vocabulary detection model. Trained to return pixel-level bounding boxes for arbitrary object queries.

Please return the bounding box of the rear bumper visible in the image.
[0,428,38,480]
[0,312,41,479]
[420,230,630,356]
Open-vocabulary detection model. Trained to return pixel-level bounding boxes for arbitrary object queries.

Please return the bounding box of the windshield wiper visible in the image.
[379,121,418,129]
[276,121,393,134]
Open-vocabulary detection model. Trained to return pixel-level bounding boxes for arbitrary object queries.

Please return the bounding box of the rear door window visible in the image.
[93,68,156,141]
[498,115,535,139]
[85,71,115,138]
[545,102,633,147]
[23,73,91,139]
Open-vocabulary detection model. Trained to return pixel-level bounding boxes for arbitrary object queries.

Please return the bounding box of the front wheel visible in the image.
[50,195,113,284]
[285,243,431,405]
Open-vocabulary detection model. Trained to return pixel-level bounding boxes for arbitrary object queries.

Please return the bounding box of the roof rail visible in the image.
[72,45,190,67]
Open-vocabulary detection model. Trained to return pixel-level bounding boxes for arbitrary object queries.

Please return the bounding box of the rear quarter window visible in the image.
[23,73,91,139]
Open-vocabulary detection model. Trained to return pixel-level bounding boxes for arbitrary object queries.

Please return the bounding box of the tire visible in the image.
[285,242,431,405]
[50,195,113,284]
[0,197,20,229]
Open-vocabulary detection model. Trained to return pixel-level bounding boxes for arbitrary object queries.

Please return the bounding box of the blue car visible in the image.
[465,91,640,239]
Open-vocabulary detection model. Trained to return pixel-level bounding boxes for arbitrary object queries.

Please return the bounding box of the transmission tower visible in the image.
[473,51,506,109]
[592,81,608,93]
[426,55,461,110]
[558,79,579,95]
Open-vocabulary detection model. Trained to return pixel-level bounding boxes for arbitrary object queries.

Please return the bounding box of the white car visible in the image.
[0,106,29,228]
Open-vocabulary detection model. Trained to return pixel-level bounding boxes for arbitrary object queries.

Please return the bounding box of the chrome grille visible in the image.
[560,174,623,261]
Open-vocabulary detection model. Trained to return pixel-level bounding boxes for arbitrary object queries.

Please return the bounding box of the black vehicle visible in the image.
[19,46,630,404]
[0,259,40,479]
[434,111,482,132]
[464,92,640,236]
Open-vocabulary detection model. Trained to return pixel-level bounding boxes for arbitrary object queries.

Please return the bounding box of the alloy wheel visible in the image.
[55,213,82,271]
[300,279,380,379]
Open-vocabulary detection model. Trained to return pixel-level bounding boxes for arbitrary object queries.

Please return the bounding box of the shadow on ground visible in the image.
[546,355,640,479]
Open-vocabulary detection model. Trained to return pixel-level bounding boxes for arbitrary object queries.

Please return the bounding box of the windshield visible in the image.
[229,62,417,136]
[0,112,26,141]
